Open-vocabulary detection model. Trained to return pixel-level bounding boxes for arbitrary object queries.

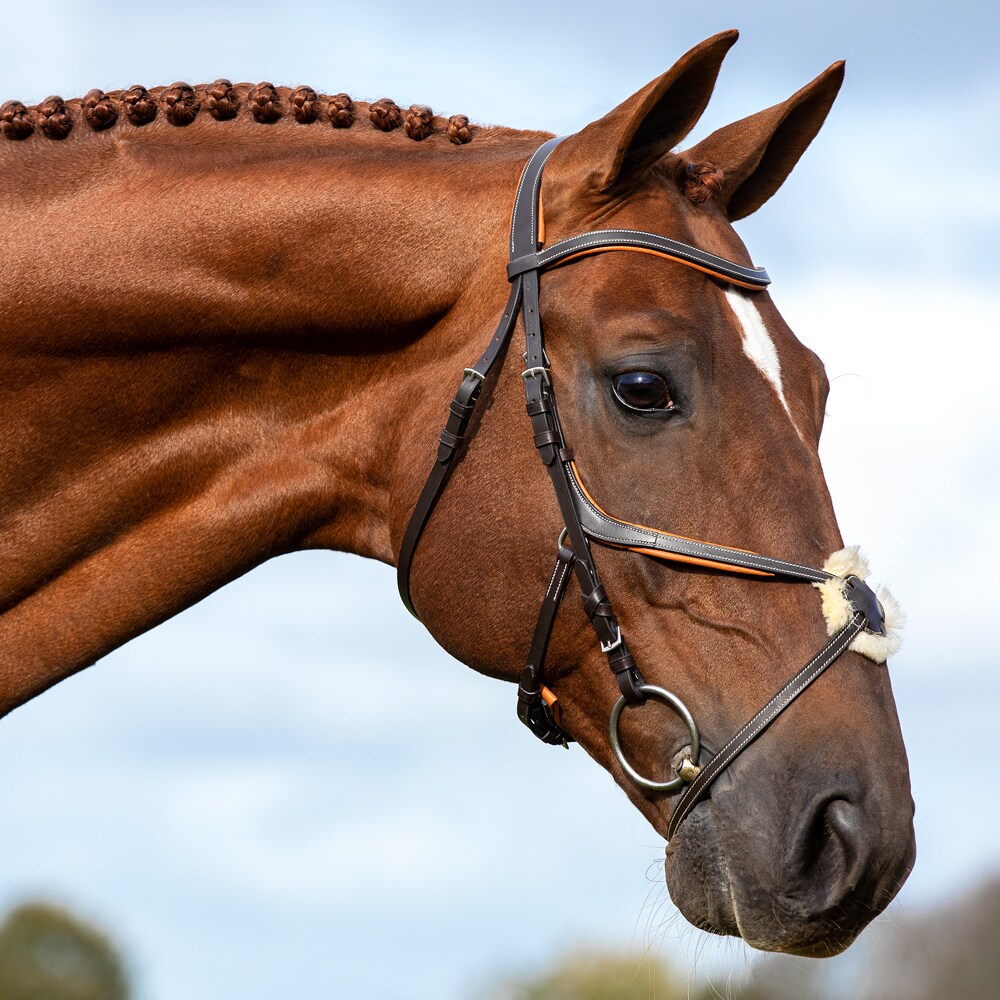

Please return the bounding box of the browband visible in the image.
[507,231,770,290]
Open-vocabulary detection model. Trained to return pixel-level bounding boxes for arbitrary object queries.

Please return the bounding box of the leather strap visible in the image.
[666,613,866,839]
[397,280,522,616]
[513,140,646,703]
[517,537,578,746]
[509,137,563,257]
[398,137,563,617]
[567,462,830,583]
[508,230,770,290]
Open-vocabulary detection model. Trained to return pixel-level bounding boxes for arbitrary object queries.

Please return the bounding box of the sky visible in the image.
[1,2,998,998]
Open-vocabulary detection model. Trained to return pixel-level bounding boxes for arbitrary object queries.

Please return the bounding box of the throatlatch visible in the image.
[397,136,900,839]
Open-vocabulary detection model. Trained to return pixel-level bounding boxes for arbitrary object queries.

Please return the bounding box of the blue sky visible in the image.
[1,2,998,998]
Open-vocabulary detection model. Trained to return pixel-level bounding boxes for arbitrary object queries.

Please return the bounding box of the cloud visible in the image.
[776,270,999,675]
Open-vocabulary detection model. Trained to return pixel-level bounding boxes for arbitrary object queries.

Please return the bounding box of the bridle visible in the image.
[397,136,886,839]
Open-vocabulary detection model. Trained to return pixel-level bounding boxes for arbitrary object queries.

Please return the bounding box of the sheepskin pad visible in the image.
[812,546,904,663]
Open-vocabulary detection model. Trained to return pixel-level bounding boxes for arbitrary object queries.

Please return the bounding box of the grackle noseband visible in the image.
[397,137,885,839]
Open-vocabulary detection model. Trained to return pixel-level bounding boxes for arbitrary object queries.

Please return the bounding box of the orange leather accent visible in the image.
[538,191,546,246]
[569,462,774,578]
[540,685,562,725]
[621,544,770,577]
[550,246,767,292]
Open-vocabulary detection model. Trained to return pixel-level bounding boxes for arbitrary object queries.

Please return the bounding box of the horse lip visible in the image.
[663,799,740,936]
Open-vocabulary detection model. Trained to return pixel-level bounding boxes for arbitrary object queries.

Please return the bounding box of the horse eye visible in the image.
[612,372,675,412]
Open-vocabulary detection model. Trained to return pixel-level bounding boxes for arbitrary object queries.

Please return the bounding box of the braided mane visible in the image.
[1,80,720,207]
[0,80,477,145]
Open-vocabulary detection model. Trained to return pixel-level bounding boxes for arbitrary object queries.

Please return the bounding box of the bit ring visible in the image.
[609,684,700,793]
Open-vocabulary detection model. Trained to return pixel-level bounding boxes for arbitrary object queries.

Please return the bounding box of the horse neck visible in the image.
[0,123,543,714]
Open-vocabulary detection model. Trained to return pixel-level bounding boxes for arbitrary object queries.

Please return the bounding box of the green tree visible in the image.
[479,947,714,1000]
[0,902,130,1000]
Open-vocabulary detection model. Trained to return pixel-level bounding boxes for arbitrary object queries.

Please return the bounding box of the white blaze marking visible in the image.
[723,287,800,435]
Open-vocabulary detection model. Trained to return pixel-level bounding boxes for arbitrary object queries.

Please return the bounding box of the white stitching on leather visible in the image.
[536,231,768,283]
[668,621,861,834]
[511,140,558,257]
[566,472,824,582]
[510,149,538,255]
[545,559,563,595]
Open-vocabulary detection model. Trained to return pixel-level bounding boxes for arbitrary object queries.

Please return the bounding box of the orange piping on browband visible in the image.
[533,180,763,291]
[550,246,767,292]
[569,462,774,578]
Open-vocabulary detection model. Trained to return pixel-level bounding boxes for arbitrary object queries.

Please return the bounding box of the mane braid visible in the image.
[206,79,239,121]
[328,93,355,128]
[161,83,199,126]
[1,81,481,144]
[82,90,119,131]
[248,82,282,124]
[0,100,33,140]
[37,96,73,139]
[290,86,319,124]
[122,85,157,126]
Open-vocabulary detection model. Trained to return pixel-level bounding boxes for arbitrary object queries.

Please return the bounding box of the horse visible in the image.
[0,29,914,957]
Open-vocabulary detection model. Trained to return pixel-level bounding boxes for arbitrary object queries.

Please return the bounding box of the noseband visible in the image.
[398,137,886,839]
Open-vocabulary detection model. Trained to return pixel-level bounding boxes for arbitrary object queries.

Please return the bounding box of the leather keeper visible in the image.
[449,398,475,420]
[533,429,561,449]
[582,585,609,619]
[438,428,462,451]
[526,398,552,417]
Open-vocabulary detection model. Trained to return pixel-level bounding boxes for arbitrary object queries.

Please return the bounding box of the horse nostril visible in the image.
[823,798,865,885]
[790,796,868,897]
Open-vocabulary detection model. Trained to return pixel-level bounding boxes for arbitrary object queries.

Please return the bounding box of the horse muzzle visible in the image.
[662,653,916,955]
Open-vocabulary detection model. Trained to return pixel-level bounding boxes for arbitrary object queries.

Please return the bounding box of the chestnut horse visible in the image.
[0,31,914,955]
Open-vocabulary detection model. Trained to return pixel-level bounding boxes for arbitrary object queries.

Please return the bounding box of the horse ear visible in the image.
[681,61,845,221]
[555,30,739,193]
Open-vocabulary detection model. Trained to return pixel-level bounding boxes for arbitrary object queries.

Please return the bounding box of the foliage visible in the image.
[0,902,130,1000]
[479,948,714,1000]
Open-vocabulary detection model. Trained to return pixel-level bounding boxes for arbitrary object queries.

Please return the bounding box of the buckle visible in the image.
[600,625,622,654]
[463,368,486,383]
[521,366,551,385]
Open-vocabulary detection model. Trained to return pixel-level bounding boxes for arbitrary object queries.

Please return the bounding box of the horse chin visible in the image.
[662,798,906,956]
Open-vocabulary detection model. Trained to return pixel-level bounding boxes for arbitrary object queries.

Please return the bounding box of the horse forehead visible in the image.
[722,286,802,436]
[559,192,813,389]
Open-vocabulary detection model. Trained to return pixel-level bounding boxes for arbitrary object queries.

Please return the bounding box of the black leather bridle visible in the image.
[397,137,886,839]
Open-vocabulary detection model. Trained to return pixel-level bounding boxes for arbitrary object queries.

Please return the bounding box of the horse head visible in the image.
[403,31,915,955]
